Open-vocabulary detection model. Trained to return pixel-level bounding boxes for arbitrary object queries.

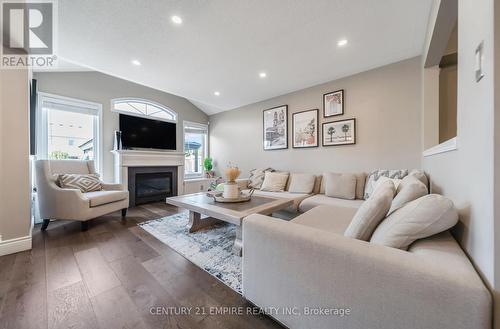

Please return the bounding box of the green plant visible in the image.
[50,151,70,160]
[203,157,213,171]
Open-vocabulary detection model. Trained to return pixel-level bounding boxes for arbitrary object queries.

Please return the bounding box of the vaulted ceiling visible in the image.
[56,0,433,114]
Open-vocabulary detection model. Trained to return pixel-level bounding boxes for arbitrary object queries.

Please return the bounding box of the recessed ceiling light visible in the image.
[171,15,183,24]
[337,39,348,47]
[259,72,267,78]
[131,60,141,66]
[214,91,221,96]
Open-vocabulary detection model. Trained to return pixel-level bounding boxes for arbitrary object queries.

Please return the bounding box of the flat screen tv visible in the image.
[119,114,176,150]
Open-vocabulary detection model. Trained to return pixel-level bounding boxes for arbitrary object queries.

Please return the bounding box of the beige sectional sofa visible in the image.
[239,170,492,329]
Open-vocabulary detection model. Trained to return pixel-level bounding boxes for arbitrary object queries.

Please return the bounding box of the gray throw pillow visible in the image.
[370,194,458,250]
[324,173,357,200]
[388,176,428,215]
[288,173,316,194]
[364,169,408,199]
[344,180,395,241]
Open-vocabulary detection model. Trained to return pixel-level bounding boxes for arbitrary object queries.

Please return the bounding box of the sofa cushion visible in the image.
[370,194,459,250]
[344,180,395,241]
[364,169,408,199]
[287,173,316,194]
[85,190,128,207]
[248,168,273,189]
[298,194,364,213]
[261,172,289,192]
[324,173,357,200]
[319,173,366,200]
[58,173,102,193]
[388,176,428,215]
[292,205,357,234]
[403,169,429,191]
[245,189,310,212]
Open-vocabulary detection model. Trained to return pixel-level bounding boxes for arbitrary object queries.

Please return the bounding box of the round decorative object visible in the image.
[223,182,239,199]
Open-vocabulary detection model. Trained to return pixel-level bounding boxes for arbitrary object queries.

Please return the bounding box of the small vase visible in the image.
[223,182,239,199]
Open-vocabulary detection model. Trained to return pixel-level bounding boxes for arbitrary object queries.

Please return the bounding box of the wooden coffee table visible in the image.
[166,193,293,256]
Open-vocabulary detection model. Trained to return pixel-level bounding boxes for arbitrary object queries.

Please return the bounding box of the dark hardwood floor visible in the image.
[0,203,283,329]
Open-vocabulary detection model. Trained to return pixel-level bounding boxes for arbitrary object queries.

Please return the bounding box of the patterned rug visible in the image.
[139,213,242,293]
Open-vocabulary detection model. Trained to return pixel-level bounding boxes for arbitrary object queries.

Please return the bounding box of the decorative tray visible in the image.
[206,189,254,203]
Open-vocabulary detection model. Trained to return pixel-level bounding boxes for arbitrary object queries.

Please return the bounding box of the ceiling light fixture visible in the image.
[337,39,348,47]
[131,60,141,66]
[171,15,183,24]
[214,91,221,96]
[259,72,267,78]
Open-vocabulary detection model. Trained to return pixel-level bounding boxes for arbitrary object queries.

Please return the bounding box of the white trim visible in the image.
[111,97,177,123]
[0,235,32,257]
[36,92,103,174]
[183,121,209,179]
[423,137,458,157]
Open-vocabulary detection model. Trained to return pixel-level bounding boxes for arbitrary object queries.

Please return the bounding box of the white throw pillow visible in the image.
[370,194,458,250]
[388,176,428,215]
[324,173,357,200]
[344,180,395,241]
[260,172,289,192]
[248,168,273,189]
[288,173,316,194]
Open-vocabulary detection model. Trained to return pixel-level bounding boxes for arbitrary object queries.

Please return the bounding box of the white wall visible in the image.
[0,69,31,243]
[34,71,208,181]
[422,0,496,311]
[210,57,422,177]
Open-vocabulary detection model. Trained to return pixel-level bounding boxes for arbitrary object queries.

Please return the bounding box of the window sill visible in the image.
[184,177,212,182]
[423,137,458,157]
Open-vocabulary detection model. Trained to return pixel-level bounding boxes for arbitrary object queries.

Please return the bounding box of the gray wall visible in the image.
[34,71,208,181]
[209,57,422,177]
[422,0,497,316]
[0,69,31,242]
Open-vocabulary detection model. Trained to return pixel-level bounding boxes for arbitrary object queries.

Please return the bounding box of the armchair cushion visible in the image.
[85,190,129,208]
[58,173,102,192]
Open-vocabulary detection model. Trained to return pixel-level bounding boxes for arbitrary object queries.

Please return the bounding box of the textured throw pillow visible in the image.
[364,169,408,199]
[370,194,458,250]
[388,176,428,215]
[288,173,316,194]
[324,173,357,200]
[248,168,273,189]
[260,172,289,192]
[58,173,102,192]
[344,180,395,241]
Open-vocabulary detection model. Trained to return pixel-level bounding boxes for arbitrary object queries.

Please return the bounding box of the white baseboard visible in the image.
[0,235,32,256]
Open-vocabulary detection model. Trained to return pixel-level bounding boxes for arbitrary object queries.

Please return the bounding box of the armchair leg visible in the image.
[121,208,127,218]
[81,221,89,232]
[41,219,50,231]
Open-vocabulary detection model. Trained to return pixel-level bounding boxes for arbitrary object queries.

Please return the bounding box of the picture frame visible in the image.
[323,89,344,117]
[263,105,288,150]
[322,118,356,146]
[292,109,319,148]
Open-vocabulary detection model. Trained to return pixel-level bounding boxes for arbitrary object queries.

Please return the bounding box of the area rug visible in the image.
[139,213,242,293]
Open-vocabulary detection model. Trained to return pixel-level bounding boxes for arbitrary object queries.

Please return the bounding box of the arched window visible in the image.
[111,98,177,123]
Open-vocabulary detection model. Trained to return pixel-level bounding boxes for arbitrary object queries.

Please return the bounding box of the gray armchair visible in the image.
[35,160,129,231]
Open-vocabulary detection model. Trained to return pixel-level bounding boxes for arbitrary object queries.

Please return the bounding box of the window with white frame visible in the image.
[184,121,208,179]
[111,98,177,123]
[37,93,103,172]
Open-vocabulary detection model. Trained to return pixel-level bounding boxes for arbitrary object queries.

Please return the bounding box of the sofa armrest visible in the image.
[242,215,491,329]
[236,178,250,189]
[101,182,126,191]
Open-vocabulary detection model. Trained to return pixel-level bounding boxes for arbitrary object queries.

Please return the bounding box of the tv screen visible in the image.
[120,114,176,150]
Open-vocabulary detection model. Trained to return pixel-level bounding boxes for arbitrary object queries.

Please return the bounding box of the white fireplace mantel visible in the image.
[112,149,185,194]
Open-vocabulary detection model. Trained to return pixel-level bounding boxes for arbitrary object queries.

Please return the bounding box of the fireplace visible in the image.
[128,166,178,206]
